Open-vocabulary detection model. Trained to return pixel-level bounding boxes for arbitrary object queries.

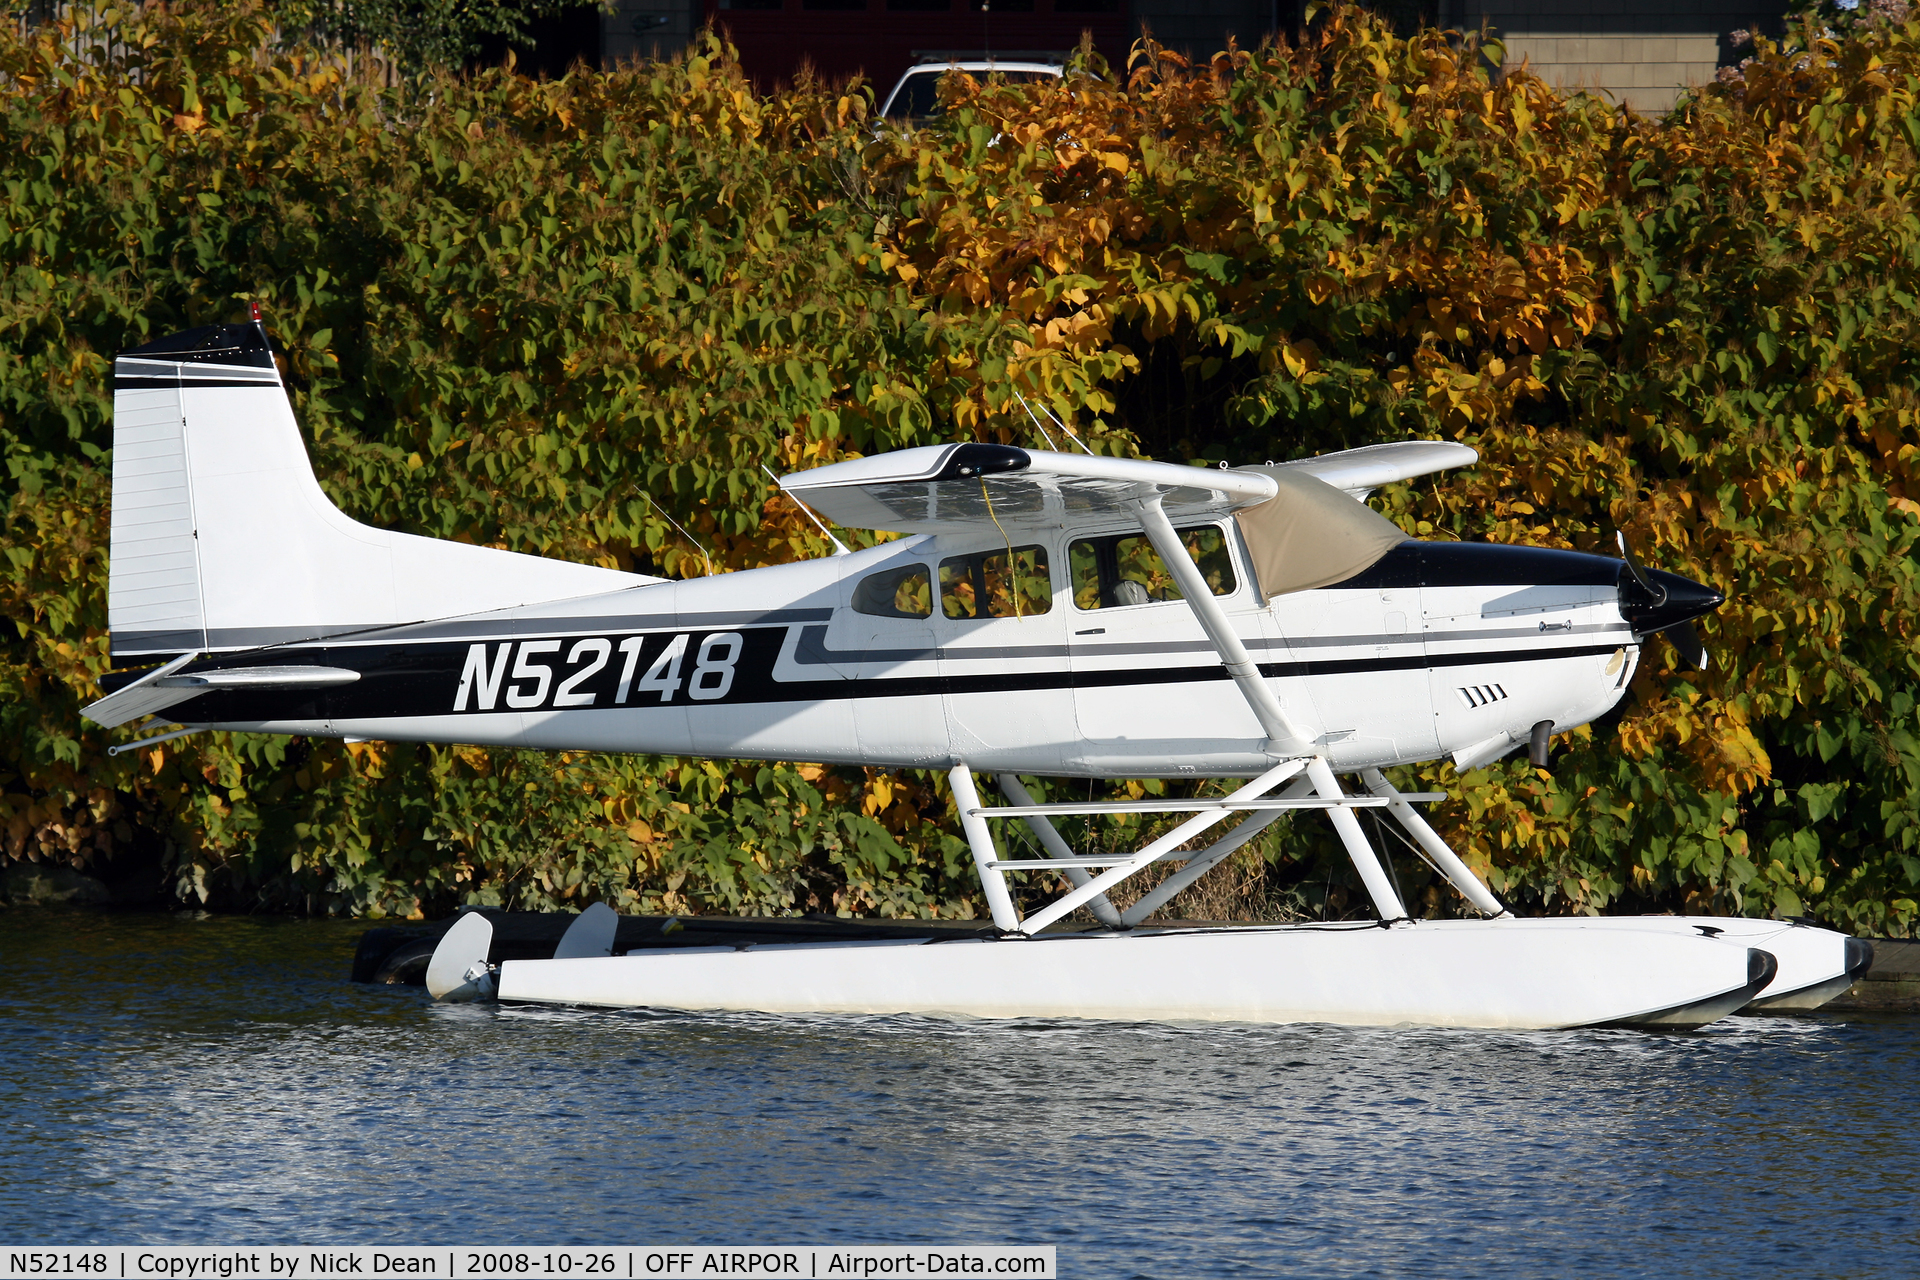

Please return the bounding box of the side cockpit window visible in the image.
[852,564,933,619]
[1069,526,1236,610]
[938,546,1053,619]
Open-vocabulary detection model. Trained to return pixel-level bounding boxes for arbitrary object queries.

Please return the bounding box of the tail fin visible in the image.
[108,319,651,662]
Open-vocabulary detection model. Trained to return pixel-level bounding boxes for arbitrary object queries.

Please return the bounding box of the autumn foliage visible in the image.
[1,3,1916,932]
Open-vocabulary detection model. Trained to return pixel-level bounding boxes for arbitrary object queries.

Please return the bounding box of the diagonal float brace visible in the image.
[1014,758,1308,936]
[995,774,1124,927]
[1119,773,1317,926]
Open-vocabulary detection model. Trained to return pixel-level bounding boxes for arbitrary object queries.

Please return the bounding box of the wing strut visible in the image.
[1131,495,1310,755]
[952,493,1456,932]
[1135,494,1417,923]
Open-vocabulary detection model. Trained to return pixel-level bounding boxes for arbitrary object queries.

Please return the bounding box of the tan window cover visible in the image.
[1232,468,1410,598]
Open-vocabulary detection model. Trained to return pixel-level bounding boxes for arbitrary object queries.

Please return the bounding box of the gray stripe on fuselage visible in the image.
[1363,621,1630,648]
[367,607,835,644]
[111,607,839,659]
[790,621,1632,666]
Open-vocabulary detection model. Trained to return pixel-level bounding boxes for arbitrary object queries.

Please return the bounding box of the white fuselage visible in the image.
[202,522,1638,778]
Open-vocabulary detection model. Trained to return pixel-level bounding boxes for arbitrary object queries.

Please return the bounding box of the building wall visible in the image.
[1132,1,1790,115]
[589,1,1787,116]
[1467,0,1785,111]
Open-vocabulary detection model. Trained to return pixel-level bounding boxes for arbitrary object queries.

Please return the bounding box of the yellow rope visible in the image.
[980,477,1020,618]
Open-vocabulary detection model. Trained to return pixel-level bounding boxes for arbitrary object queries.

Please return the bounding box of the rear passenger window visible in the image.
[853,564,932,618]
[1069,525,1235,609]
[939,546,1052,619]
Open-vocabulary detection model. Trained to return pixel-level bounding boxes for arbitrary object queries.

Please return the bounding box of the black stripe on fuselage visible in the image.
[113,376,281,391]
[126,624,1625,725]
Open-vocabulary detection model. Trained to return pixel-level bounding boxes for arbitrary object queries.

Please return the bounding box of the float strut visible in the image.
[1016,758,1307,936]
[1308,757,1408,922]
[1118,774,1315,926]
[951,765,1021,932]
[1360,768,1509,918]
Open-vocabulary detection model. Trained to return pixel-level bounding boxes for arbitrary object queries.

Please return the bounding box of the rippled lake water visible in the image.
[2,909,1916,1276]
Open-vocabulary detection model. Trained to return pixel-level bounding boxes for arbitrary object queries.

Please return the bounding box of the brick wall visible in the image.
[1499,31,1723,111]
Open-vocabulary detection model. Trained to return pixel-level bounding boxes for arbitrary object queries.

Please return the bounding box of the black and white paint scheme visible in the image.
[84,317,1870,1029]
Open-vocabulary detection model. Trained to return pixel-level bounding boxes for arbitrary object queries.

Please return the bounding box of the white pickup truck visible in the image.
[878,59,1064,124]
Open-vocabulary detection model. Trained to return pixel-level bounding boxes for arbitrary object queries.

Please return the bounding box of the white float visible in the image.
[429,912,1778,1031]
[1573,915,1869,1011]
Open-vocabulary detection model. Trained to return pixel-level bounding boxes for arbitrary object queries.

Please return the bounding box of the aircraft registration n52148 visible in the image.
[84,315,1870,1029]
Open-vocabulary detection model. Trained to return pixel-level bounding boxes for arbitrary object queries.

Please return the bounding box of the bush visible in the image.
[1,2,1915,931]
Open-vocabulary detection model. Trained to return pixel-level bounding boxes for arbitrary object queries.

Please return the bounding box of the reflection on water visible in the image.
[2,910,1916,1275]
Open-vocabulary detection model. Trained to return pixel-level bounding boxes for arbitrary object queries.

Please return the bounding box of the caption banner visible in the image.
[0,1250,1056,1280]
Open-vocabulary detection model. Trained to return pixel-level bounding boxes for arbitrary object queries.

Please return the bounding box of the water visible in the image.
[2,910,1916,1276]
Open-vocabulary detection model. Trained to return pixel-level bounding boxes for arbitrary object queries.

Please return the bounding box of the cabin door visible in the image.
[932,537,1076,768]
[1064,521,1269,749]
[833,553,947,767]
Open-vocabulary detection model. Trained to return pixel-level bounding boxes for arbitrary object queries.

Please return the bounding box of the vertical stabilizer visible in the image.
[107,320,655,662]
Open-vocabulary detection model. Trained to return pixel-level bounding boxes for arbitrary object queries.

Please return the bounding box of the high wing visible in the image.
[1268,440,1478,499]
[777,443,1277,534]
[778,440,1478,534]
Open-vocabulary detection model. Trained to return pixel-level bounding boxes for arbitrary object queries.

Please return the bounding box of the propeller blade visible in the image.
[1615,531,1668,609]
[1663,620,1710,671]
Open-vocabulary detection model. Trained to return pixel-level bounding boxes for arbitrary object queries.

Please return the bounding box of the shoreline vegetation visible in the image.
[1,1,1915,933]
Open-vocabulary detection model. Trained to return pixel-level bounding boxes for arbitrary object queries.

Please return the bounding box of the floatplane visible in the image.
[85,316,1871,1029]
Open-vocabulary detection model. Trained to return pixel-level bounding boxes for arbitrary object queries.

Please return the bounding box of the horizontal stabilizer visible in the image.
[81,652,202,729]
[83,660,362,729]
[155,664,361,691]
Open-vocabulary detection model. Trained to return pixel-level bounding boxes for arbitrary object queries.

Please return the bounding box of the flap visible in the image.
[780,444,1278,535]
